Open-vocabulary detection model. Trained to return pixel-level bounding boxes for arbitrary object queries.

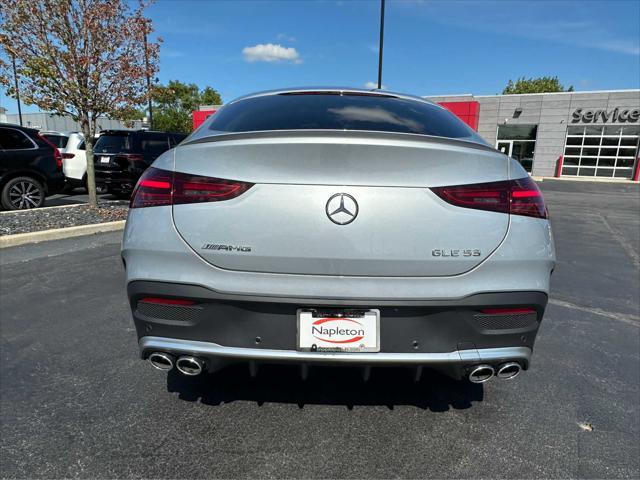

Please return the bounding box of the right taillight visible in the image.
[130,167,253,209]
[431,176,547,219]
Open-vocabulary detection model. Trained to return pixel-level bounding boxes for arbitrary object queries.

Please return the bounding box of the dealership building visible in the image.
[425,89,640,180]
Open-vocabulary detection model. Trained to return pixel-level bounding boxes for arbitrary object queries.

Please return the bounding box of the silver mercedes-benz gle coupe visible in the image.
[122,88,555,384]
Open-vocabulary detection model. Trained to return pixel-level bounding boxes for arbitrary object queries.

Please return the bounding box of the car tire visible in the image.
[1,176,46,210]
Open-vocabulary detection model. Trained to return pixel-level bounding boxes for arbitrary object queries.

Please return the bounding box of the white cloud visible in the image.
[364,81,387,89]
[242,43,302,63]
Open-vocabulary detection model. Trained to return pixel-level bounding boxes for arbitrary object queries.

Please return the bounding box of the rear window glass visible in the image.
[141,134,170,156]
[207,93,479,139]
[41,134,69,148]
[94,133,132,153]
[0,128,35,149]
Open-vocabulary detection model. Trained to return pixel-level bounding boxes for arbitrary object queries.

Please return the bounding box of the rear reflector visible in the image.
[431,177,547,219]
[130,167,253,208]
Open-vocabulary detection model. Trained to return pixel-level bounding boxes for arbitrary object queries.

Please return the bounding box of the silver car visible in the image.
[122,88,555,384]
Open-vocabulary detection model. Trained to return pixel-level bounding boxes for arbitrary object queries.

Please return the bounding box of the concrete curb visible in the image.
[0,221,125,248]
[0,203,86,215]
[0,200,128,215]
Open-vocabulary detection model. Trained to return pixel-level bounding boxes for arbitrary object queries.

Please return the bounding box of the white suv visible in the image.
[41,131,87,189]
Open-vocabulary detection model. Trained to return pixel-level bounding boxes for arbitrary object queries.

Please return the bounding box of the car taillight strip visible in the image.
[139,179,171,189]
[130,168,253,208]
[431,177,547,219]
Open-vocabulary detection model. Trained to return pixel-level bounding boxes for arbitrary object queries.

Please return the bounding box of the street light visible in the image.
[377,0,385,90]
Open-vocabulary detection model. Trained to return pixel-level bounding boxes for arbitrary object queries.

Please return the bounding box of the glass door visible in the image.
[497,141,512,156]
[496,125,538,173]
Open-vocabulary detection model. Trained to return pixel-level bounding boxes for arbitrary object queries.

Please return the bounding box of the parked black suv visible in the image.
[94,130,186,195]
[0,123,65,210]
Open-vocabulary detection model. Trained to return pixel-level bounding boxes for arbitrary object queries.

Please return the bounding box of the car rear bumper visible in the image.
[46,172,66,195]
[129,280,546,379]
[140,335,531,368]
[94,169,140,191]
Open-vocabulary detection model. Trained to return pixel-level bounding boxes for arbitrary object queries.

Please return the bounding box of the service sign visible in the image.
[571,107,640,123]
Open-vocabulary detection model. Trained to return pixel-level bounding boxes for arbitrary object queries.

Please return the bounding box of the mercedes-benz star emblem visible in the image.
[326,193,358,225]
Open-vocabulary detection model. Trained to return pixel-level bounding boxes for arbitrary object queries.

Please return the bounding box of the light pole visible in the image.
[377,0,385,90]
[11,54,23,126]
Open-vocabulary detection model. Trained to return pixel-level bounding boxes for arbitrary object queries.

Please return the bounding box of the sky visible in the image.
[2,0,639,113]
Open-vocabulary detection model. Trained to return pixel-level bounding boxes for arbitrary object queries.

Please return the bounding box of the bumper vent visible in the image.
[473,312,538,331]
[137,301,202,323]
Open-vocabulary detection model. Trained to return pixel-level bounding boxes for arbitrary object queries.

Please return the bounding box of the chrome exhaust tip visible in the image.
[468,364,495,383]
[497,362,522,380]
[148,352,175,371]
[175,356,204,376]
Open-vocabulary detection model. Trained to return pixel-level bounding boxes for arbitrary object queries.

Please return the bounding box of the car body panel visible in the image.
[123,205,554,299]
[60,133,87,183]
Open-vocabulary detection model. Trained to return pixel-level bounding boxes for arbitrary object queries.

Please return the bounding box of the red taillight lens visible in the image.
[431,177,547,219]
[130,167,253,208]
[510,177,548,218]
[62,153,75,159]
[38,134,63,169]
[129,168,173,208]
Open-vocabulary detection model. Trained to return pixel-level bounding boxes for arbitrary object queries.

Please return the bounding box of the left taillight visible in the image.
[430,176,547,219]
[38,134,63,170]
[130,167,253,209]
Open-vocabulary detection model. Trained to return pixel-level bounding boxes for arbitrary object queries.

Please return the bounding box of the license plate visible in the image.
[297,309,380,352]
[100,156,110,164]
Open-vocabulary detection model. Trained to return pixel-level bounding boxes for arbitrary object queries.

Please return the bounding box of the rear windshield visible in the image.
[94,133,132,153]
[42,134,69,148]
[141,134,170,156]
[207,93,480,140]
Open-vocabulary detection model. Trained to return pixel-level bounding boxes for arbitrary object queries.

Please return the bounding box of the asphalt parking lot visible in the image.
[1,179,639,479]
[45,189,116,207]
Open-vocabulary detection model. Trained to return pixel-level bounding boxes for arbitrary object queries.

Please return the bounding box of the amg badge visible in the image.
[202,243,252,252]
[432,249,481,257]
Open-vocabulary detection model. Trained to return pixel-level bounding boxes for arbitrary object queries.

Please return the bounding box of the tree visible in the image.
[0,0,160,207]
[502,76,574,95]
[152,80,222,134]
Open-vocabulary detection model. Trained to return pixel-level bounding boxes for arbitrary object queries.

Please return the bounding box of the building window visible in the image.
[562,125,639,178]
[496,125,537,173]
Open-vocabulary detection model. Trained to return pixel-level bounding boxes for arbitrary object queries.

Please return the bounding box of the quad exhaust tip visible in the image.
[497,362,522,380]
[468,364,495,383]
[148,352,175,371]
[175,356,204,376]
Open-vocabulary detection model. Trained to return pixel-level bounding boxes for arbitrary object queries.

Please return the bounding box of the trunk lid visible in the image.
[172,132,510,277]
